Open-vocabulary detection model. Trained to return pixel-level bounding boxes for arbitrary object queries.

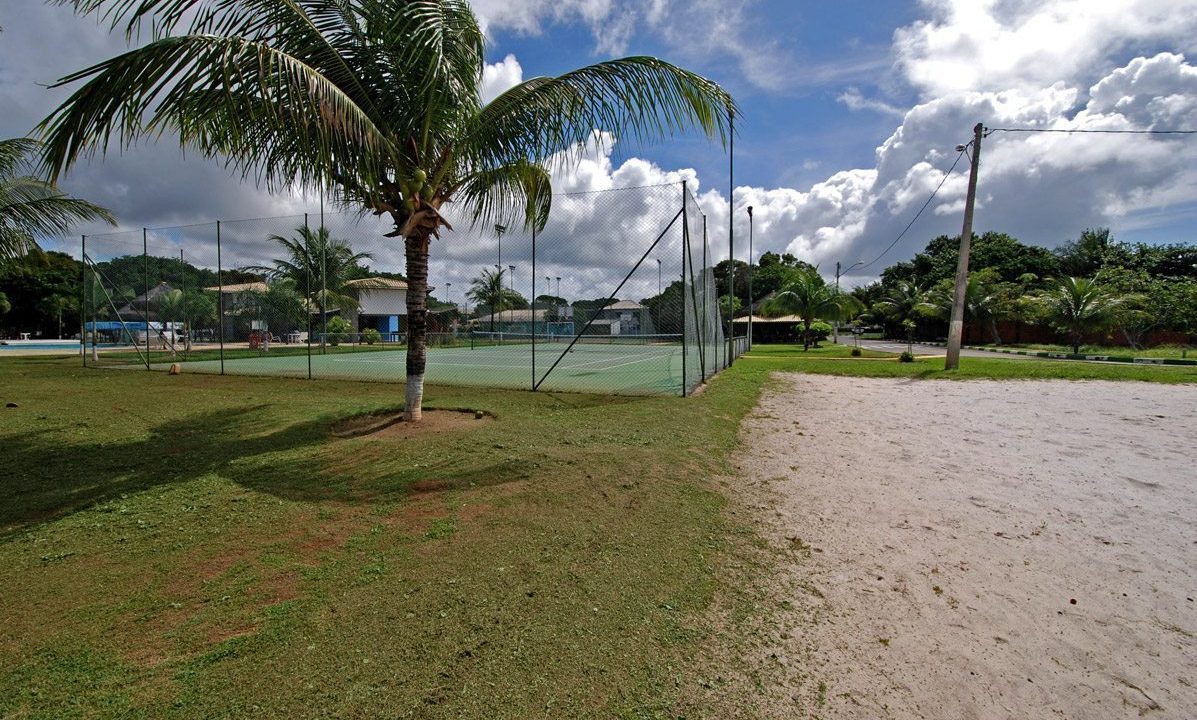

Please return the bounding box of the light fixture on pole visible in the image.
[834,260,863,344]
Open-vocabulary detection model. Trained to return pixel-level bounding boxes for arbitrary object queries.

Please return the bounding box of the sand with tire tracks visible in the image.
[731,374,1197,718]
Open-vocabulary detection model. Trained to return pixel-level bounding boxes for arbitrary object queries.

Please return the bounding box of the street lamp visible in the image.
[746,206,753,347]
[834,259,864,344]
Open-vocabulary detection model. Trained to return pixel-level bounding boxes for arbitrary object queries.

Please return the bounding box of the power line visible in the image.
[987,127,1197,135]
[857,148,967,271]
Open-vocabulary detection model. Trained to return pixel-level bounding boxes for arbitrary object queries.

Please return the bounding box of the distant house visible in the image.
[204,281,270,339]
[732,314,805,343]
[587,300,649,335]
[470,308,547,334]
[343,277,410,338]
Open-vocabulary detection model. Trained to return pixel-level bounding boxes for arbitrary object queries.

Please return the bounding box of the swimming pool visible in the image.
[0,341,82,353]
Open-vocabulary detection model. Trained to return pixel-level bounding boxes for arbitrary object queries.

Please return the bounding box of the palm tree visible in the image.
[38,1,733,421]
[257,225,373,318]
[1,138,114,263]
[764,268,861,350]
[927,275,1005,344]
[874,281,934,347]
[1038,276,1126,354]
[467,267,520,332]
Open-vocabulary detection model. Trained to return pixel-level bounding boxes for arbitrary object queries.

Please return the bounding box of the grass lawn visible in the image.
[1,345,1192,719]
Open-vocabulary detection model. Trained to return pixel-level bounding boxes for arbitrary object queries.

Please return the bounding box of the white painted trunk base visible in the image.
[405,374,425,421]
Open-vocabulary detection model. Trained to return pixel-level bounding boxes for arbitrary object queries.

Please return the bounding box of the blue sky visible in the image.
[2,0,1197,288]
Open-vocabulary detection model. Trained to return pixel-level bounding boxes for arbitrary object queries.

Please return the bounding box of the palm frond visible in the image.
[462,56,735,171]
[37,33,395,192]
[454,161,551,232]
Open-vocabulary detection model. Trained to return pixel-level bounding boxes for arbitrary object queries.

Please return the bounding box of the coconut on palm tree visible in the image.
[763,268,861,350]
[1038,276,1125,354]
[1,138,113,263]
[39,0,734,420]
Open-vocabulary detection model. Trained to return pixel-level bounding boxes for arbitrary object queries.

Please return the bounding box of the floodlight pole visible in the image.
[946,123,985,370]
[508,264,515,329]
[747,206,753,348]
[495,223,507,275]
[727,109,735,366]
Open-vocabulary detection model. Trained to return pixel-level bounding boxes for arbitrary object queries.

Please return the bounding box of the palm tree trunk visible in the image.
[803,319,811,351]
[990,318,1001,345]
[404,236,429,421]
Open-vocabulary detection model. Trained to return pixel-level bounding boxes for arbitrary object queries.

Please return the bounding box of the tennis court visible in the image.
[172,334,691,395]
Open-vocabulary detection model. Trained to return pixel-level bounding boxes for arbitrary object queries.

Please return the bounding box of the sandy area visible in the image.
[733,375,1196,719]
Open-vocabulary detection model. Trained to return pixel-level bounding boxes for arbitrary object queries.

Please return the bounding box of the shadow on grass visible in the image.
[0,405,342,534]
[1,400,529,535]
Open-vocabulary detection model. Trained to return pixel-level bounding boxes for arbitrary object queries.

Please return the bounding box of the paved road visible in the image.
[846,338,1035,359]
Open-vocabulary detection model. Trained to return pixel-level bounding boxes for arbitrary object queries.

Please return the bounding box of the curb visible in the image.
[916,342,1197,367]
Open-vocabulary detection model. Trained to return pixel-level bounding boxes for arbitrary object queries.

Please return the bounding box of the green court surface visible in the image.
[168,338,694,395]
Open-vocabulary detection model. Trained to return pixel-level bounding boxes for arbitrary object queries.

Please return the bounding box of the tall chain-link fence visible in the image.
[78,182,744,395]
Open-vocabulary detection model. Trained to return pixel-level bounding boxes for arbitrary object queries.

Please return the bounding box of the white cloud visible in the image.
[839,87,907,118]
[470,0,795,91]
[480,54,524,104]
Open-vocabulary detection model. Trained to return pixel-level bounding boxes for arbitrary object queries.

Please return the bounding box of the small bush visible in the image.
[363,328,381,345]
[326,316,352,346]
[899,351,915,363]
[850,347,862,357]
[804,321,833,346]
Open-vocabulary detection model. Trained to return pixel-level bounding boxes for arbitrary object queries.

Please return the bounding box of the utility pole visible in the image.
[835,261,841,344]
[945,122,985,370]
[833,260,862,344]
[747,206,753,348]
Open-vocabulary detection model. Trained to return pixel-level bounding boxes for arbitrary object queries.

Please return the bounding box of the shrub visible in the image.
[326,316,351,346]
[363,328,381,345]
[899,351,915,363]
[850,347,862,357]
[805,320,833,346]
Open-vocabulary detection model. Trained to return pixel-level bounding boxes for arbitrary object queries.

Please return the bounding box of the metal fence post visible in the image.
[80,235,86,366]
[680,183,688,396]
[217,221,225,375]
[531,223,536,391]
[305,213,313,379]
[143,227,150,369]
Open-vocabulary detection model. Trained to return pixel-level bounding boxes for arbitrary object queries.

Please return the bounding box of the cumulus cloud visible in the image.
[480,54,524,104]
[470,0,795,91]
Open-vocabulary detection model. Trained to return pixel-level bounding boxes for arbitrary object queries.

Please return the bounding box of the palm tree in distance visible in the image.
[257,226,373,317]
[874,281,933,349]
[1038,276,1125,354]
[467,267,520,333]
[1,138,113,263]
[763,268,861,350]
[38,0,734,420]
[928,274,1005,345]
